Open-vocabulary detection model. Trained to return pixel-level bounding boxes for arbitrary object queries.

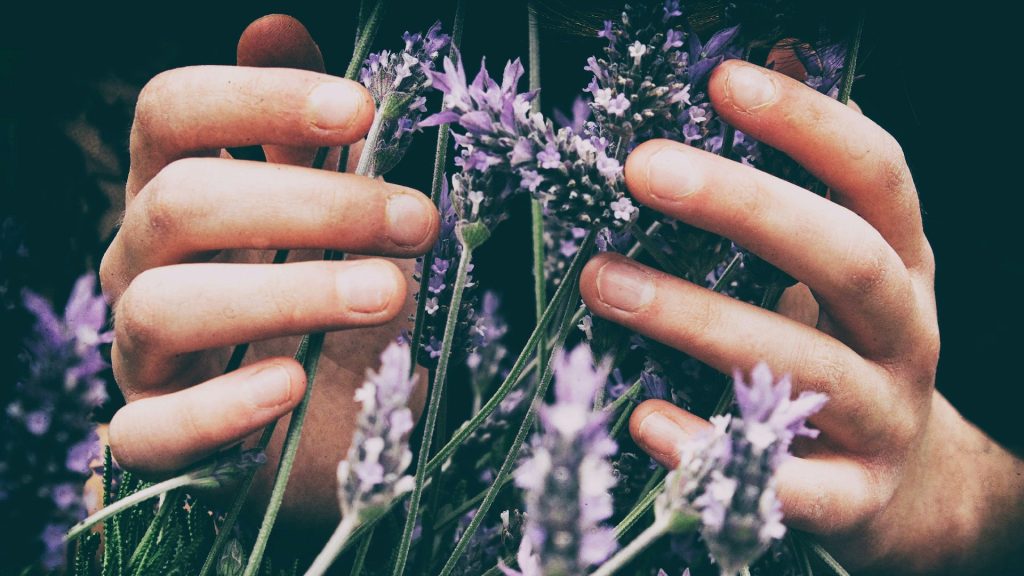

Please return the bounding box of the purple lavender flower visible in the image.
[585,3,742,148]
[504,345,618,575]
[336,342,419,522]
[656,363,827,575]
[1,272,112,571]
[422,53,636,234]
[359,22,450,177]
[413,176,482,368]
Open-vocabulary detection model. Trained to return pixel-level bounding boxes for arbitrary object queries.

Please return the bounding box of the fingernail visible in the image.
[725,65,778,112]
[386,193,432,247]
[337,261,395,314]
[247,364,293,409]
[308,82,365,131]
[643,146,699,202]
[637,412,685,459]
[596,259,655,312]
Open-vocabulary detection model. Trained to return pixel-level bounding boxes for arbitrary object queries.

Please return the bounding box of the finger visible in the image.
[629,399,713,468]
[629,400,882,535]
[237,14,332,167]
[582,253,898,451]
[111,259,406,397]
[625,139,917,357]
[708,60,931,272]
[108,358,306,475]
[105,157,437,286]
[127,65,374,199]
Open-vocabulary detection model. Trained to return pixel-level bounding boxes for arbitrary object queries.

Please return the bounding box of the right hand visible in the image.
[98,15,438,529]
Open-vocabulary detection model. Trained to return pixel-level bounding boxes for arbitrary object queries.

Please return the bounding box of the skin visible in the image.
[99,16,438,538]
[99,14,1024,573]
[579,60,1024,573]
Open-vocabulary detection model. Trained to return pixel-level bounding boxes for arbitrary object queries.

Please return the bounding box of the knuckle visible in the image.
[841,241,895,298]
[114,273,164,355]
[132,70,176,151]
[139,159,193,238]
[98,248,124,305]
[799,339,849,399]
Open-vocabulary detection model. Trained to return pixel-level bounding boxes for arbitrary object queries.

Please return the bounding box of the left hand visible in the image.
[579,60,1024,574]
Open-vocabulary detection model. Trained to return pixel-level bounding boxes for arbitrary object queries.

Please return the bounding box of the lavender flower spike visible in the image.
[358,22,450,177]
[336,341,419,522]
[308,341,419,576]
[656,363,828,575]
[422,53,636,237]
[503,345,618,576]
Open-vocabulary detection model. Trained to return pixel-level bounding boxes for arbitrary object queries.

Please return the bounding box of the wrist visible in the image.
[867,393,1024,574]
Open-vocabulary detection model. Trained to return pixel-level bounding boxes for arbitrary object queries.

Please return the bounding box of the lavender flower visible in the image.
[585,2,742,147]
[1,272,112,571]
[359,22,450,177]
[413,176,481,367]
[656,363,827,575]
[336,341,419,523]
[504,345,618,575]
[422,53,636,235]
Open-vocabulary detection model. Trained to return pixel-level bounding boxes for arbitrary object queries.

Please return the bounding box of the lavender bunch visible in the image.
[413,177,480,367]
[503,345,619,576]
[306,341,418,576]
[1,272,112,571]
[358,22,451,178]
[422,53,637,240]
[657,363,828,575]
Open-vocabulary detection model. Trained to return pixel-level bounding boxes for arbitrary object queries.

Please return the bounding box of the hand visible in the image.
[98,15,438,531]
[579,60,1024,574]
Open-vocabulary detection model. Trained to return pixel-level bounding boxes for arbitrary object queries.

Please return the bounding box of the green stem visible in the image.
[591,520,670,576]
[305,516,359,576]
[408,0,466,373]
[344,1,387,81]
[128,489,182,572]
[349,527,374,576]
[604,374,643,416]
[837,12,865,106]
[422,231,596,478]
[417,367,445,571]
[198,424,278,576]
[392,244,475,576]
[434,474,514,532]
[629,223,688,278]
[808,539,850,576]
[438,278,583,576]
[242,330,328,576]
[614,473,666,539]
[66,475,192,542]
[527,2,548,369]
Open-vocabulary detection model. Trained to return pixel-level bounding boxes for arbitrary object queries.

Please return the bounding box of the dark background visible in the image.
[2,1,1020,453]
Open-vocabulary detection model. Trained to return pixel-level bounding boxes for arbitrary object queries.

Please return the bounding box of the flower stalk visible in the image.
[392,239,475,576]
